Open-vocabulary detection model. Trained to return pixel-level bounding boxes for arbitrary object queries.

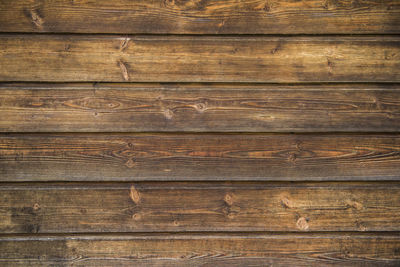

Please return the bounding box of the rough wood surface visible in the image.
[1,182,399,233]
[0,233,399,266]
[0,35,399,82]
[1,1,399,264]
[0,0,399,34]
[1,134,400,181]
[1,83,400,132]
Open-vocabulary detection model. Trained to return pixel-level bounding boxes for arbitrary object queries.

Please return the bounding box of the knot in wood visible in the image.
[125,159,136,168]
[224,193,234,206]
[296,217,309,231]
[164,109,174,119]
[194,102,207,112]
[346,200,363,210]
[281,197,293,209]
[130,185,141,204]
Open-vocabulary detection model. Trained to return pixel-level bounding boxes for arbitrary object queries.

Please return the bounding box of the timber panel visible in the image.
[0,0,399,34]
[0,234,399,266]
[1,83,400,132]
[1,182,399,233]
[0,36,399,82]
[1,134,400,181]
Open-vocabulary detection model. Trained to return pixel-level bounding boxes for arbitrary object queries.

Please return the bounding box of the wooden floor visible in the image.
[0,0,399,266]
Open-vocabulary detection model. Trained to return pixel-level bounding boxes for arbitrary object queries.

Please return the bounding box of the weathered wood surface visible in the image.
[1,1,399,264]
[1,134,400,181]
[1,182,399,233]
[0,35,399,82]
[0,233,399,266]
[0,0,399,34]
[1,83,400,132]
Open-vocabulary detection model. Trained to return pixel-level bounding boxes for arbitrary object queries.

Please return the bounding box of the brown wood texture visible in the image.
[0,0,399,34]
[1,1,399,264]
[1,182,400,233]
[0,234,399,266]
[1,83,400,132]
[1,134,400,181]
[0,35,399,82]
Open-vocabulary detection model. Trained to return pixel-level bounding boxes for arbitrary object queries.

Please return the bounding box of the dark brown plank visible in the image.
[0,0,399,34]
[0,35,399,82]
[1,182,400,233]
[0,233,399,266]
[1,83,400,132]
[1,134,400,181]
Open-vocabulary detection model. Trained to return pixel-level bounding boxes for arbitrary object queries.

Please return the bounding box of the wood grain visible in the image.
[0,35,399,82]
[1,83,400,132]
[0,0,399,34]
[1,0,399,264]
[1,182,399,233]
[1,134,400,181]
[0,233,399,266]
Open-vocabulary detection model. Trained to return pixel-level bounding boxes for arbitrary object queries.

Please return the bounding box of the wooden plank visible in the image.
[0,35,399,82]
[0,0,399,34]
[1,182,400,233]
[0,233,399,266]
[1,83,400,132]
[1,134,400,181]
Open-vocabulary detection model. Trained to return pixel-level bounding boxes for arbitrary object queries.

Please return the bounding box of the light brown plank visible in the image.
[1,182,400,233]
[0,35,399,82]
[1,83,400,132]
[0,0,399,34]
[1,134,400,181]
[0,233,399,266]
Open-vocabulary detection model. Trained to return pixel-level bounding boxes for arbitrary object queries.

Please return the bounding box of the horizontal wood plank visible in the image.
[1,182,400,233]
[0,0,399,34]
[0,233,399,266]
[1,83,400,132]
[1,134,400,181]
[0,35,399,82]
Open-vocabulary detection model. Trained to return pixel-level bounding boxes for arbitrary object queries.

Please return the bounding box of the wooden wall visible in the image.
[0,0,400,266]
